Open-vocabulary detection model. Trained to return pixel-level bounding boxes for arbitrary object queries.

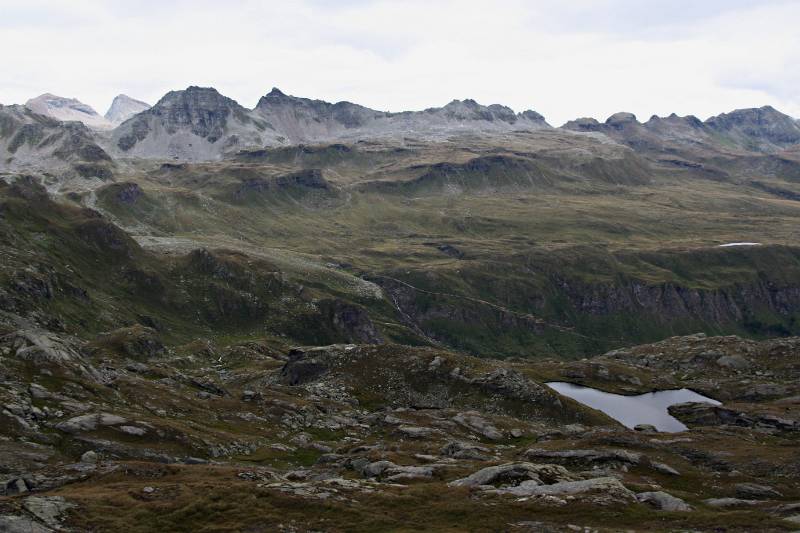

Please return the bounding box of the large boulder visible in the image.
[495,476,637,505]
[279,346,339,385]
[452,412,504,441]
[704,498,760,508]
[440,441,490,461]
[397,426,437,439]
[735,482,782,500]
[637,491,693,511]
[523,448,642,466]
[94,326,165,360]
[523,448,679,476]
[2,329,84,363]
[669,402,798,431]
[321,299,384,345]
[361,460,397,478]
[54,413,127,433]
[4,476,35,495]
[448,462,572,488]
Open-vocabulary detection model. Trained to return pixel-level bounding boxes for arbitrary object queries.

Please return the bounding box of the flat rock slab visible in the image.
[23,496,77,528]
[449,462,572,488]
[496,476,636,504]
[637,491,693,511]
[55,413,127,433]
[0,515,52,533]
[704,497,760,508]
[735,482,783,499]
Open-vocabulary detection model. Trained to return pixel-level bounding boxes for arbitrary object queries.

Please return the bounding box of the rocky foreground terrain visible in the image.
[1,88,800,531]
[1,319,799,531]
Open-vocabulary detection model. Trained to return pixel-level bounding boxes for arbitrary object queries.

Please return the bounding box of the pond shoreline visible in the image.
[546,381,722,432]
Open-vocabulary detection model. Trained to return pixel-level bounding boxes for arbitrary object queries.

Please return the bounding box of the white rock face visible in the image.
[105,94,150,125]
[25,93,113,130]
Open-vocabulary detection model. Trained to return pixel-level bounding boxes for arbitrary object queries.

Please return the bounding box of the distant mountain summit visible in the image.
[0,103,113,177]
[103,86,553,160]
[25,93,112,130]
[104,94,150,125]
[253,87,384,142]
[705,105,800,152]
[111,86,275,160]
[11,85,799,165]
[252,88,550,145]
[563,106,800,155]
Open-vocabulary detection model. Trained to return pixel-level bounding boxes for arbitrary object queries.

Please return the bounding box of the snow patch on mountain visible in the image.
[25,93,113,130]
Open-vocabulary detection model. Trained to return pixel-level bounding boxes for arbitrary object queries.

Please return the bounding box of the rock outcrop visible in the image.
[637,491,693,511]
[668,402,799,432]
[111,86,276,160]
[0,104,113,177]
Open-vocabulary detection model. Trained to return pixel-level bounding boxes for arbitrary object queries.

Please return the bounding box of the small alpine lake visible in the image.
[546,382,721,432]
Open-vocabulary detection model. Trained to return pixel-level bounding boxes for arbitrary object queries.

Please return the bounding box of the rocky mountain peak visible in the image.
[645,113,704,129]
[254,89,379,133]
[256,88,316,108]
[148,86,253,138]
[705,105,800,150]
[605,112,639,126]
[520,109,546,122]
[265,87,288,98]
[0,103,113,177]
[256,88,300,109]
[251,91,550,144]
[154,86,238,110]
[436,99,518,123]
[112,86,269,158]
[25,93,112,130]
[561,117,603,132]
[104,94,150,125]
[27,93,91,113]
[707,105,792,127]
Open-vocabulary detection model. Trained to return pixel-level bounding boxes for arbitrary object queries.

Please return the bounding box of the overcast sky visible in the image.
[1,0,798,125]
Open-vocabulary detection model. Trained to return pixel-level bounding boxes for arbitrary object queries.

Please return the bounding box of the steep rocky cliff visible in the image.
[110,86,277,160]
[0,104,113,179]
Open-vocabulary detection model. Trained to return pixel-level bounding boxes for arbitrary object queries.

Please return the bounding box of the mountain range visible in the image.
[3,83,800,531]
[4,86,799,172]
[23,93,151,130]
[3,82,800,353]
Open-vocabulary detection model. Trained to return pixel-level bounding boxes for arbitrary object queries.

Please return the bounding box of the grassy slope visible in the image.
[0,179,410,348]
[89,140,800,357]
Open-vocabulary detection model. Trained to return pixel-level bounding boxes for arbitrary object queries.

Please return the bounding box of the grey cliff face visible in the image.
[0,104,113,178]
[110,86,273,160]
[149,86,245,141]
[705,105,800,151]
